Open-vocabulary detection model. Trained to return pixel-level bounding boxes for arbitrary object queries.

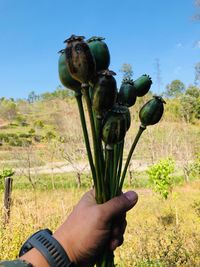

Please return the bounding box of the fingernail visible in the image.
[124,191,138,204]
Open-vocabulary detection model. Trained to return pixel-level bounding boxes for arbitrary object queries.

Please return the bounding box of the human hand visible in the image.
[53,190,138,266]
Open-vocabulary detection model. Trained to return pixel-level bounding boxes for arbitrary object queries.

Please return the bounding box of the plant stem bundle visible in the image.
[58,34,165,267]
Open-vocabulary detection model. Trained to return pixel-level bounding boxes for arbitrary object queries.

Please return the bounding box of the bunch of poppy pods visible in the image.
[58,35,165,267]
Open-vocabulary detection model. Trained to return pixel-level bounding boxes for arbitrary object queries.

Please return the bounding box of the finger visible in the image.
[79,189,96,207]
[111,219,127,238]
[100,191,138,220]
[109,236,124,251]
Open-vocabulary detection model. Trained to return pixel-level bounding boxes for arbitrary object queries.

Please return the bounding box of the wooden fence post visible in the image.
[3,177,13,225]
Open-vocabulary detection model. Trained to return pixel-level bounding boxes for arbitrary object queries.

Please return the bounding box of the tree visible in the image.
[120,63,133,80]
[40,86,73,101]
[27,91,39,103]
[53,86,73,99]
[184,85,200,121]
[185,85,200,119]
[165,80,185,97]
[0,98,17,122]
[180,95,196,122]
[186,85,200,98]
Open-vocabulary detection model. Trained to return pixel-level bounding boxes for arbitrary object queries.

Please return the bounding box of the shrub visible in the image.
[29,128,35,134]
[8,137,22,147]
[45,131,56,141]
[18,133,32,138]
[147,158,175,199]
[0,133,9,143]
[15,115,28,126]
[33,120,44,129]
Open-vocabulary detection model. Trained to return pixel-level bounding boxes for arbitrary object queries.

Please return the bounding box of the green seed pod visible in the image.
[92,70,117,118]
[125,107,131,131]
[118,78,137,107]
[58,50,81,91]
[111,104,131,131]
[87,36,110,72]
[102,105,128,146]
[139,96,166,127]
[134,74,152,97]
[64,35,96,85]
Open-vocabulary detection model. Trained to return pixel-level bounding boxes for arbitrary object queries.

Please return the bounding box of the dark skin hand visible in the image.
[21,190,138,267]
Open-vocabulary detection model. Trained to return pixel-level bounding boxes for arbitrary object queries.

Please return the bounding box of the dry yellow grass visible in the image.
[1,181,200,266]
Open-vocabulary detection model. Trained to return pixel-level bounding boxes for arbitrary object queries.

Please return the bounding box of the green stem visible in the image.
[111,145,118,198]
[117,141,124,181]
[114,140,124,196]
[109,149,114,199]
[75,93,97,189]
[104,147,114,199]
[95,117,105,172]
[102,251,114,267]
[82,85,105,203]
[96,250,114,267]
[119,125,146,190]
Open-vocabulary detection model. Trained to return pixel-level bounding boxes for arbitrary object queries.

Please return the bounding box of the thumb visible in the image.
[101,191,138,220]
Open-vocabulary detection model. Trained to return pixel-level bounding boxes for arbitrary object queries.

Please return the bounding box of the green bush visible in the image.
[15,115,28,126]
[0,133,9,143]
[45,131,56,141]
[0,132,33,147]
[18,133,32,138]
[147,158,175,199]
[33,120,44,129]
[29,128,35,134]
[8,137,22,146]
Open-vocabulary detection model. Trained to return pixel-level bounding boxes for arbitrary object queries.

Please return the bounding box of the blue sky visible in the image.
[0,0,199,99]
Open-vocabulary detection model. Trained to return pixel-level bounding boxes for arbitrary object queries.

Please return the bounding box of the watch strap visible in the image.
[0,260,33,267]
[19,229,75,267]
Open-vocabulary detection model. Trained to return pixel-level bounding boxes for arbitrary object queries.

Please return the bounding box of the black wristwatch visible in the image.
[19,229,76,267]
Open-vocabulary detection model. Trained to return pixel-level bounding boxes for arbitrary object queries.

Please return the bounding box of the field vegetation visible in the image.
[0,81,200,265]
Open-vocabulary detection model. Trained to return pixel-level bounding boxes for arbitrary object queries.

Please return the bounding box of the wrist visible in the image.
[19,229,76,267]
[20,248,50,267]
[53,227,78,265]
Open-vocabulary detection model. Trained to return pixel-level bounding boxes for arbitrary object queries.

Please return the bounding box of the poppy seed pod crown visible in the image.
[118,78,137,107]
[92,70,117,118]
[102,105,129,146]
[134,74,152,97]
[65,34,96,85]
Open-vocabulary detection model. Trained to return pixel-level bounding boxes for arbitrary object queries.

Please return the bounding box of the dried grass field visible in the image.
[1,180,200,266]
[0,97,200,266]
